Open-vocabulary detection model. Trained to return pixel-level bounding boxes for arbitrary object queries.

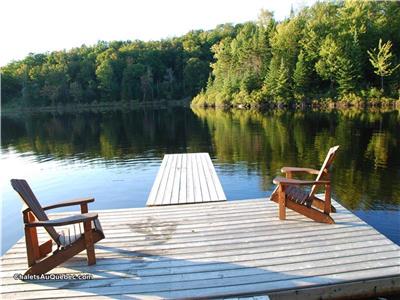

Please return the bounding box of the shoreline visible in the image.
[191,98,400,111]
[1,98,191,115]
[2,98,399,115]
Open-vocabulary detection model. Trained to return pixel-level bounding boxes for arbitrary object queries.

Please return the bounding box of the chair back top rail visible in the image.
[309,145,339,198]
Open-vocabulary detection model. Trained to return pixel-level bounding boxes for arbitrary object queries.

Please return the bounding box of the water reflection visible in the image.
[192,108,400,210]
[1,108,399,253]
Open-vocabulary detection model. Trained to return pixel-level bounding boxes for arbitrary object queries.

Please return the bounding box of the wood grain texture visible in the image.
[1,197,399,299]
[146,153,227,206]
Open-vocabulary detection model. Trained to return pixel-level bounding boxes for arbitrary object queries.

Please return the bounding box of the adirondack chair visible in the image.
[10,179,105,275]
[270,145,339,224]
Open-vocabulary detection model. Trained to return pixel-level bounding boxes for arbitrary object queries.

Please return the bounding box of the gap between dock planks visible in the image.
[146,153,227,206]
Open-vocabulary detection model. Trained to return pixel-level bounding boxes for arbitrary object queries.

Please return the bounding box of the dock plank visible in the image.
[191,153,203,203]
[170,154,182,205]
[204,153,227,200]
[152,154,172,206]
[146,155,169,206]
[1,198,399,300]
[200,153,218,200]
[147,153,226,206]
[162,154,177,205]
[196,153,211,202]
[186,154,195,203]
[179,154,187,204]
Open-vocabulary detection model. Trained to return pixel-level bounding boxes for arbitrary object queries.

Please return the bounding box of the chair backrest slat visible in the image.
[11,179,60,244]
[309,145,339,198]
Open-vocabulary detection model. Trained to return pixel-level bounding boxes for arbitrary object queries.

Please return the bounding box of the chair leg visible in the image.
[24,226,39,267]
[278,185,286,220]
[24,212,40,267]
[84,221,96,265]
[324,183,331,214]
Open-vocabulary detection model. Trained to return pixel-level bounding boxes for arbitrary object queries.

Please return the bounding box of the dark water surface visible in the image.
[1,108,399,254]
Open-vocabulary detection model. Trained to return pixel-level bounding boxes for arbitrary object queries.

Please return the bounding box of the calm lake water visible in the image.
[1,107,399,254]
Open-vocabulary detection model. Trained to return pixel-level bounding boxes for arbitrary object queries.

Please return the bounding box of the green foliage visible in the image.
[368,39,400,91]
[1,1,400,108]
[1,27,237,107]
[183,57,210,96]
[270,58,291,103]
[195,0,400,106]
[293,51,310,99]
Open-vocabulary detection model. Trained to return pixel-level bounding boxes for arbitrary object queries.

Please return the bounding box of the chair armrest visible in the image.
[273,176,330,186]
[42,198,95,211]
[25,213,98,227]
[281,167,320,175]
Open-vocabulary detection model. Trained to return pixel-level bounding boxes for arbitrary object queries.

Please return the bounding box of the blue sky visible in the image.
[1,0,316,66]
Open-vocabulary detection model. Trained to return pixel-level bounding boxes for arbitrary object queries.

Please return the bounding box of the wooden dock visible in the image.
[146,153,227,206]
[1,197,399,299]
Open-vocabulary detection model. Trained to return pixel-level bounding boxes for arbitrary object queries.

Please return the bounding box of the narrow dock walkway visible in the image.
[1,197,399,299]
[147,153,227,206]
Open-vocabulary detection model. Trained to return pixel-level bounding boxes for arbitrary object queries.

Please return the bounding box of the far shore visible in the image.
[1,98,191,115]
[191,98,400,110]
[2,97,399,115]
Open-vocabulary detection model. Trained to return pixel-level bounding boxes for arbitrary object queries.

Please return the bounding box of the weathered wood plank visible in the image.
[3,238,396,273]
[1,198,399,300]
[2,251,399,293]
[186,154,195,203]
[152,154,172,206]
[196,153,211,202]
[2,224,383,261]
[200,153,219,200]
[162,154,177,205]
[170,154,182,204]
[191,153,203,202]
[203,153,227,200]
[179,154,187,204]
[146,156,168,206]
[2,263,399,299]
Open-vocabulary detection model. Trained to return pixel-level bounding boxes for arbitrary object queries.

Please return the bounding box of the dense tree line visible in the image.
[1,25,238,107]
[193,1,400,107]
[1,1,399,108]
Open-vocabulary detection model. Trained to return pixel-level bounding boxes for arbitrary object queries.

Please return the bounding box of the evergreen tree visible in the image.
[264,56,280,99]
[274,58,291,103]
[293,50,309,98]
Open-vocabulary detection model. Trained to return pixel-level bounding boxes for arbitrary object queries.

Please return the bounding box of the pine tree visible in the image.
[336,57,357,94]
[274,58,291,103]
[293,51,309,97]
[337,33,362,94]
[264,57,280,98]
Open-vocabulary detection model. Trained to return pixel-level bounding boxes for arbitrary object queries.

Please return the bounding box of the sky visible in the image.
[0,0,316,66]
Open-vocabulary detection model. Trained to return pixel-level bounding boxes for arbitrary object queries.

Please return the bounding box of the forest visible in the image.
[1,1,400,108]
[1,24,237,108]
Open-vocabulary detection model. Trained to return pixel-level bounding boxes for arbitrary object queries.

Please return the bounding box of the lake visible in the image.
[1,107,399,254]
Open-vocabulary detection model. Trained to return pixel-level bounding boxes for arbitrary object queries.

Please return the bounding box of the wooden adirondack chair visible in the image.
[10,179,105,275]
[270,145,339,224]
